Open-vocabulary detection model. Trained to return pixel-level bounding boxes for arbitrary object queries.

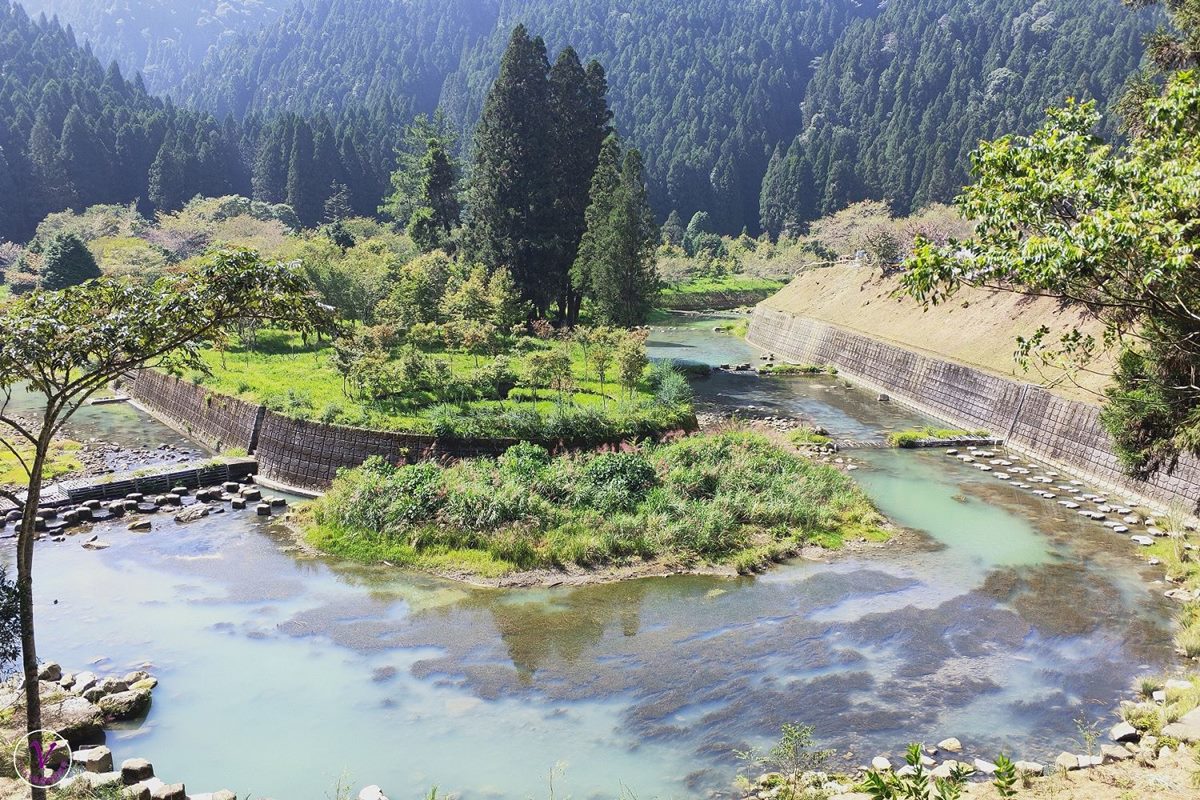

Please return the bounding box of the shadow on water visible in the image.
[21,314,1178,799]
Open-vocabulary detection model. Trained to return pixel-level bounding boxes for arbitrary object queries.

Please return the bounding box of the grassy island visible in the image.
[302,430,887,579]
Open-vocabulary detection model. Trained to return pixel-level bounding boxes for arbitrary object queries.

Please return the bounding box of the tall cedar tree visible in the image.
[466,25,556,315]
[573,136,659,326]
[421,139,461,234]
[548,49,612,325]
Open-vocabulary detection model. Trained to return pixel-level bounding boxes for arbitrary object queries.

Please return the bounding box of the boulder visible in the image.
[936,737,962,753]
[73,671,98,692]
[130,678,158,692]
[82,687,107,703]
[1162,707,1200,743]
[122,785,152,800]
[151,782,186,800]
[929,761,960,779]
[870,756,892,771]
[98,677,129,694]
[173,505,209,523]
[359,786,390,800]
[98,688,152,721]
[255,503,271,516]
[1109,721,1139,743]
[44,695,103,744]
[1100,745,1132,762]
[73,745,114,773]
[123,670,152,684]
[1053,752,1078,772]
[972,758,997,775]
[37,661,62,682]
[1013,761,1045,776]
[121,758,154,785]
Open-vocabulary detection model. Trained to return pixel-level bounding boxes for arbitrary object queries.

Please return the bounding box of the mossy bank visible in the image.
[296,430,889,585]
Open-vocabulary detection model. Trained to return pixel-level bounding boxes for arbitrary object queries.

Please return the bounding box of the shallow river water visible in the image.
[23,314,1176,799]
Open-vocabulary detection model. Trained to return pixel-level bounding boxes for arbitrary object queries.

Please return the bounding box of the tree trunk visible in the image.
[18,441,46,799]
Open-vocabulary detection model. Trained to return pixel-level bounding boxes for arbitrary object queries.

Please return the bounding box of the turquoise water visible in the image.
[21,315,1177,798]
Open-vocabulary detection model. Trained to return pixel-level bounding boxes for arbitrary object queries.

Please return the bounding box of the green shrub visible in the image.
[306,431,886,575]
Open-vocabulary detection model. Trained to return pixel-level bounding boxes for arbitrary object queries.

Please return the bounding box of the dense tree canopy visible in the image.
[4,0,1159,241]
[0,2,396,242]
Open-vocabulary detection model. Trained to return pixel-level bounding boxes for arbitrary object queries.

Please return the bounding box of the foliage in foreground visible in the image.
[306,431,885,576]
[902,70,1200,479]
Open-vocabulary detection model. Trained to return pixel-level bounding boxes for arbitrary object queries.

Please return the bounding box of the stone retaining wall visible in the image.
[130,371,261,454]
[130,373,683,492]
[748,306,1200,511]
[254,413,521,491]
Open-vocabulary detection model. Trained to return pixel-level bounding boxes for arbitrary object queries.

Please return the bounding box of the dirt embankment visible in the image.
[761,267,1113,405]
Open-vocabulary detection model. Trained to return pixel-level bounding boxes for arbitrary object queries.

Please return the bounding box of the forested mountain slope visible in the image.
[0,2,397,241]
[760,0,1152,235]
[179,0,1153,234]
[13,0,294,94]
[4,0,1157,239]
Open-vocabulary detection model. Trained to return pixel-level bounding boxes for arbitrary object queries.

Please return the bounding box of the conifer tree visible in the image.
[466,25,555,314]
[286,120,321,226]
[420,139,460,235]
[573,137,658,326]
[39,232,100,289]
[548,48,612,324]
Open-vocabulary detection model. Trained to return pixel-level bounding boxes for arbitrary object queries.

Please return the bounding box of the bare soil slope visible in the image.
[761,266,1113,405]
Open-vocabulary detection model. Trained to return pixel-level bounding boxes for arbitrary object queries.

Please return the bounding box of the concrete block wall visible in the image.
[254,412,520,491]
[131,371,262,453]
[131,372,669,492]
[748,307,1200,511]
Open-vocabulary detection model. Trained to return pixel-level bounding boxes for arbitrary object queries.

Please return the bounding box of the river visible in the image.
[23,313,1174,799]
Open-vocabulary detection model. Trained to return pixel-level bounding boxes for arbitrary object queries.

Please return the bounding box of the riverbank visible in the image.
[295,429,892,585]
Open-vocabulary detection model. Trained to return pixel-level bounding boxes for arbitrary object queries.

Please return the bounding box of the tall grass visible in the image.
[306,431,886,576]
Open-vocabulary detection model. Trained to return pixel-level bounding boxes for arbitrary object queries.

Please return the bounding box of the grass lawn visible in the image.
[189,329,681,436]
[302,430,888,578]
[658,274,786,310]
[0,439,82,487]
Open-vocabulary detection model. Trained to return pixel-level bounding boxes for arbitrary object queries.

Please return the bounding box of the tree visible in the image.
[548,48,612,324]
[572,137,622,309]
[324,182,354,223]
[286,121,322,227]
[379,111,458,227]
[420,139,460,235]
[574,139,659,326]
[0,248,334,795]
[683,211,715,257]
[615,333,649,400]
[661,210,685,247]
[39,232,100,290]
[902,71,1200,481]
[466,25,556,314]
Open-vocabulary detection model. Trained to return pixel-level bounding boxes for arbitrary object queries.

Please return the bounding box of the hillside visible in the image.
[760,265,1113,404]
[0,2,397,241]
[760,0,1152,233]
[170,0,1150,235]
[14,0,294,94]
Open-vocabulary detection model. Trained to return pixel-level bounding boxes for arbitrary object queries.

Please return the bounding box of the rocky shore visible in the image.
[738,718,1200,800]
[1,475,289,544]
[0,663,237,800]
